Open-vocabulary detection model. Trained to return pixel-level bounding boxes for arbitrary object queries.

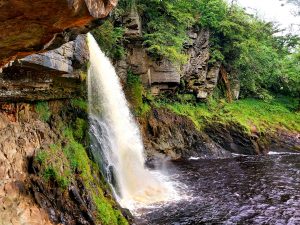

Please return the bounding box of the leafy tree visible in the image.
[92,20,125,60]
[136,0,196,64]
[114,0,300,99]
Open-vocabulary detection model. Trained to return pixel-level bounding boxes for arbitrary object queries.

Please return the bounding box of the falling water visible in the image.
[87,33,176,210]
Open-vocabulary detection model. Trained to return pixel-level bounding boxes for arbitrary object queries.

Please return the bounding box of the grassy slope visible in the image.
[156,97,300,133]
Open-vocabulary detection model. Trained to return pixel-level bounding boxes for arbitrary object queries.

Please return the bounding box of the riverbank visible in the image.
[134,96,299,159]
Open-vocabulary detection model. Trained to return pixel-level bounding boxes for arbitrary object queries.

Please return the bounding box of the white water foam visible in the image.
[87,33,179,211]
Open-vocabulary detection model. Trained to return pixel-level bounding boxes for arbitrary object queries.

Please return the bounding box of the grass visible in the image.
[71,98,88,112]
[35,144,72,189]
[35,101,51,122]
[156,97,300,133]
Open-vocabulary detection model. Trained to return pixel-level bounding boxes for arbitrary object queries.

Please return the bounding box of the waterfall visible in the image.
[87,33,175,209]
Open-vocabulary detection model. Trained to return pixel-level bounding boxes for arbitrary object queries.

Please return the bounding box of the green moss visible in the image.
[79,71,87,81]
[71,98,88,112]
[35,144,72,189]
[125,71,151,116]
[73,118,88,141]
[35,101,51,122]
[62,127,128,225]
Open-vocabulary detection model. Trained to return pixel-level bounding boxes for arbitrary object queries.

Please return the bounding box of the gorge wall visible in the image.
[114,9,223,100]
[0,1,132,224]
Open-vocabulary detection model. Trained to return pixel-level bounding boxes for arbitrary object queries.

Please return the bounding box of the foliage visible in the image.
[157,97,300,133]
[115,0,300,99]
[35,144,72,189]
[92,20,125,60]
[191,0,300,99]
[71,98,88,112]
[125,71,150,116]
[118,0,196,64]
[35,101,51,122]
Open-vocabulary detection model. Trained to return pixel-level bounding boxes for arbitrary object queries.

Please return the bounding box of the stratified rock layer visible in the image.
[0,35,88,102]
[0,0,117,67]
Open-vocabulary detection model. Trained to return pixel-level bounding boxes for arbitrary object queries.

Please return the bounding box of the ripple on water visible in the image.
[135,154,300,225]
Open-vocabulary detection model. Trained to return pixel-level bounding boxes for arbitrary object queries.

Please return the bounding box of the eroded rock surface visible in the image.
[183,29,221,99]
[139,108,231,160]
[0,0,117,67]
[114,7,180,94]
[0,35,88,102]
[0,103,54,225]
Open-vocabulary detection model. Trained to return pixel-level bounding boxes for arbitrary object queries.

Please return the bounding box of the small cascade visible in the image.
[87,33,176,210]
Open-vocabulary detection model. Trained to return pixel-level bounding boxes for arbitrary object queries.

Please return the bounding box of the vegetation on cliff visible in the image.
[34,100,128,225]
[157,97,300,134]
[100,0,300,102]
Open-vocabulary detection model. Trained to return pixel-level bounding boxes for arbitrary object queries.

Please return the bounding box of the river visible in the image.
[135,153,300,225]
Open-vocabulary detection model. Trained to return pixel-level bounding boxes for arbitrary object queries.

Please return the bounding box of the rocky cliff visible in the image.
[0,35,88,102]
[0,1,132,224]
[0,0,117,67]
[114,9,221,100]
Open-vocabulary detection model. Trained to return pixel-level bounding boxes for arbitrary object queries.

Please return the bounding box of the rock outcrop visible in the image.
[0,0,117,67]
[204,122,269,155]
[0,35,88,102]
[115,8,181,94]
[0,103,55,225]
[139,108,232,160]
[183,28,220,100]
[115,11,220,99]
[0,100,128,225]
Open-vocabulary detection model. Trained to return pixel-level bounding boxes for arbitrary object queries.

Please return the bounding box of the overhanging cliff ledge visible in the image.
[0,0,117,67]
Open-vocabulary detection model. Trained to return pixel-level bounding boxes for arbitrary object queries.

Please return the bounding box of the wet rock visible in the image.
[204,121,269,155]
[140,108,231,160]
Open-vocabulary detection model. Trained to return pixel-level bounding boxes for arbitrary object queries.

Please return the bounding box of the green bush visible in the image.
[92,20,125,60]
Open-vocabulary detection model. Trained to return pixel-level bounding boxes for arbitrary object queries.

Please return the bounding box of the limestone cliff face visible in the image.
[0,0,117,67]
[115,10,220,99]
[0,35,88,102]
[183,29,220,99]
[114,8,180,94]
